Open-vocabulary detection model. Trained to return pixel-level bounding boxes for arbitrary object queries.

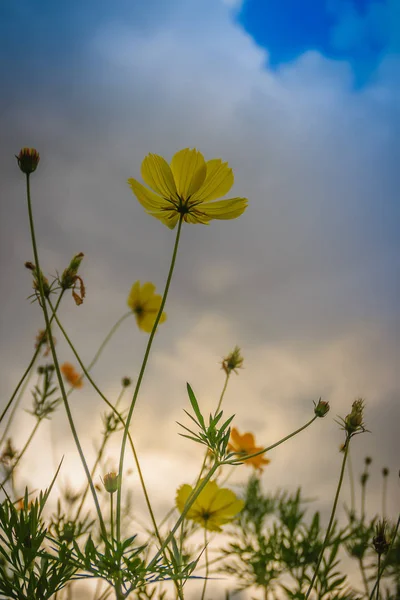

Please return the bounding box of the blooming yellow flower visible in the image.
[128,148,248,229]
[176,479,244,532]
[61,362,83,389]
[228,427,270,471]
[127,281,167,333]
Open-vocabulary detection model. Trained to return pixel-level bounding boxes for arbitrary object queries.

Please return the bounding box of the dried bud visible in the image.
[373,520,390,555]
[314,398,330,418]
[25,261,36,271]
[122,377,132,388]
[382,467,389,477]
[360,472,369,486]
[344,398,365,435]
[16,148,40,174]
[102,472,119,494]
[61,253,85,289]
[365,456,372,465]
[222,346,244,375]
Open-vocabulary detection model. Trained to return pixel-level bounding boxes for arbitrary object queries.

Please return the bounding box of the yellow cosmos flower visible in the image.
[127,281,167,333]
[128,148,248,229]
[228,427,270,471]
[176,479,244,532]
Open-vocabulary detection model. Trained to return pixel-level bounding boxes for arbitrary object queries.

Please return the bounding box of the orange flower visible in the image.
[61,362,83,389]
[228,427,270,471]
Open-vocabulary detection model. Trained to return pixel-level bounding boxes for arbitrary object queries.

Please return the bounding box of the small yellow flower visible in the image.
[228,427,270,471]
[128,148,248,229]
[176,479,244,532]
[127,281,167,333]
[61,362,83,389]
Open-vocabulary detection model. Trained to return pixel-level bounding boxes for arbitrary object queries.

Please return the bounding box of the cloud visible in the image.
[1,0,399,596]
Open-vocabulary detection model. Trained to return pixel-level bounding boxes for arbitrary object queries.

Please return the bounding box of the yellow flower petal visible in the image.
[176,484,197,519]
[139,282,157,304]
[191,159,234,203]
[170,148,207,199]
[199,197,248,220]
[141,154,178,200]
[128,178,166,212]
[127,281,141,310]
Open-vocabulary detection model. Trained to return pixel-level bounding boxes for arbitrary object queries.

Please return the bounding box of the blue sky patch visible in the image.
[237,0,388,86]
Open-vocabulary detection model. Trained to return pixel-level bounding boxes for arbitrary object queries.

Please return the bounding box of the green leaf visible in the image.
[186,383,205,429]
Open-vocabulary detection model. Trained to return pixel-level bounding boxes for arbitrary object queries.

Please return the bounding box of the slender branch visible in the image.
[200,529,209,600]
[0,292,64,442]
[1,420,41,486]
[74,385,126,522]
[147,461,220,570]
[228,415,318,465]
[304,435,351,599]
[24,173,107,539]
[116,216,184,545]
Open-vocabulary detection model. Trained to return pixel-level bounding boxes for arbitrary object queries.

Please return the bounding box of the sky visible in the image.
[0,0,399,597]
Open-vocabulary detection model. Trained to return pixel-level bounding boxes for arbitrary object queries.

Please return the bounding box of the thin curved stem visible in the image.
[47,300,163,544]
[148,461,220,571]
[0,293,64,442]
[1,420,41,487]
[200,528,209,600]
[86,312,132,374]
[116,216,184,546]
[347,446,355,518]
[24,173,106,539]
[304,435,350,599]
[74,386,126,522]
[229,415,318,465]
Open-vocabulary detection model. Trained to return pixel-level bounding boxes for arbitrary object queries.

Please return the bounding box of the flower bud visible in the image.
[122,377,132,388]
[382,467,389,477]
[344,398,365,435]
[314,398,330,418]
[222,346,244,375]
[103,472,119,494]
[16,148,40,174]
[373,520,390,555]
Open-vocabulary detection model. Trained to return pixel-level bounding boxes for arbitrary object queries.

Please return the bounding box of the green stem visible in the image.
[1,419,41,487]
[110,493,114,545]
[74,386,126,523]
[0,293,64,442]
[47,300,163,545]
[382,477,387,520]
[198,373,230,481]
[116,216,184,546]
[200,529,209,600]
[86,312,132,374]
[304,435,350,599]
[215,372,230,415]
[376,554,381,600]
[229,415,318,465]
[24,173,107,539]
[361,478,367,522]
[148,461,220,571]
[369,514,400,600]
[0,351,39,427]
[347,446,355,518]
